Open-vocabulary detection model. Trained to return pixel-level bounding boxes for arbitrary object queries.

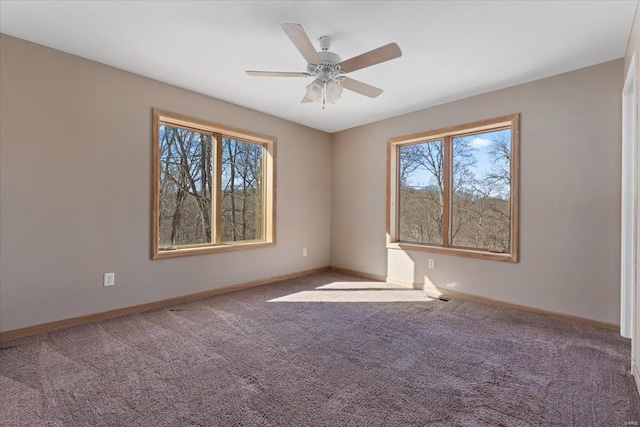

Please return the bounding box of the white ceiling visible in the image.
[0,1,637,133]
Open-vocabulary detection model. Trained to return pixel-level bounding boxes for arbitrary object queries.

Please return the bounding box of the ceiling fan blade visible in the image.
[340,77,384,98]
[281,23,322,65]
[246,71,310,77]
[301,94,314,103]
[338,43,402,73]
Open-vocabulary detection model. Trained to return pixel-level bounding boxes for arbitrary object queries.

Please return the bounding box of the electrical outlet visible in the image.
[302,248,308,257]
[104,272,115,287]
[428,259,435,270]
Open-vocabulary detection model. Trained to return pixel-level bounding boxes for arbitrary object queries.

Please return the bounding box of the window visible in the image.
[387,114,519,262]
[152,109,275,259]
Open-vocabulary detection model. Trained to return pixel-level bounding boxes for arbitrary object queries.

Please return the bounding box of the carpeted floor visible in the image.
[1,271,639,426]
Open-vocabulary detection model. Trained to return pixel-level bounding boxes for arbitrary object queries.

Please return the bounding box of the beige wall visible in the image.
[0,31,630,331]
[331,59,623,325]
[0,35,332,331]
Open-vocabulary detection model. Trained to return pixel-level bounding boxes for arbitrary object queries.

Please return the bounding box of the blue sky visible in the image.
[404,129,511,190]
[460,129,510,181]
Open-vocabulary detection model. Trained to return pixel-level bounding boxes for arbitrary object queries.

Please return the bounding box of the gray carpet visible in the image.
[1,271,639,426]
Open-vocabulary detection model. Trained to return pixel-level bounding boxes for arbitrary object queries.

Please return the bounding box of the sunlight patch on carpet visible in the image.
[269,281,436,302]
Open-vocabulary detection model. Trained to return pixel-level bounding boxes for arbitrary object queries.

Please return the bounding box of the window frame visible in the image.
[152,108,276,259]
[386,114,519,262]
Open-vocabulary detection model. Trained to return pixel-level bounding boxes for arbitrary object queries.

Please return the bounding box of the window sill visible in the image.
[153,241,275,260]
[387,242,517,263]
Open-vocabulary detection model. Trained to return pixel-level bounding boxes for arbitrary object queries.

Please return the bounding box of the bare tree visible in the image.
[158,125,212,246]
[399,139,476,243]
[397,131,512,251]
[222,138,263,242]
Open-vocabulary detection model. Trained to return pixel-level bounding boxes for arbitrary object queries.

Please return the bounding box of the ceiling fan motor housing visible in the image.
[318,50,341,66]
[306,50,343,83]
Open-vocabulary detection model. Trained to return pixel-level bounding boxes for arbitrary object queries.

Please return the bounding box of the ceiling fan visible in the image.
[246,23,402,108]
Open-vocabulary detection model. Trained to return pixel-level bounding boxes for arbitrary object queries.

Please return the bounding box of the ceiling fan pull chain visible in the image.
[322,81,326,110]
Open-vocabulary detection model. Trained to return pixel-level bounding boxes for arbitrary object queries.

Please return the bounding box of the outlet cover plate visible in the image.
[104,272,115,287]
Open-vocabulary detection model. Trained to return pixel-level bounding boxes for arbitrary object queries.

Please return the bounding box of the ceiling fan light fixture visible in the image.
[325,80,343,104]
[306,78,324,103]
[306,78,343,105]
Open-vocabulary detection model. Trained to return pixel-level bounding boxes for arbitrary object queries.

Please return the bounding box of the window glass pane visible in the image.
[398,140,445,245]
[451,129,511,251]
[221,137,264,242]
[158,124,213,247]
